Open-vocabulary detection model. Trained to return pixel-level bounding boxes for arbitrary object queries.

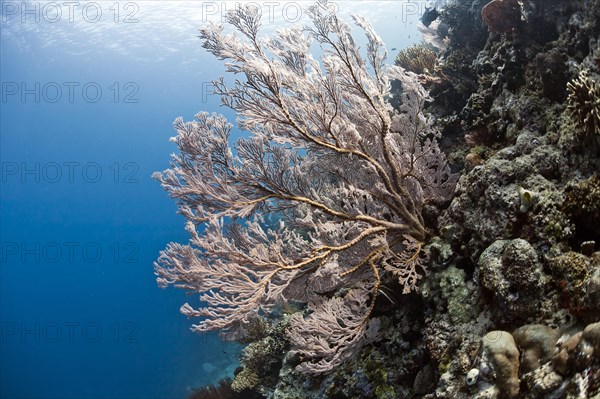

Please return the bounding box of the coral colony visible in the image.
[154,1,455,375]
[157,0,600,397]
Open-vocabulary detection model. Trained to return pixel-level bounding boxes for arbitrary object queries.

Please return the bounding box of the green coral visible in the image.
[438,352,452,374]
[375,384,396,399]
[363,349,396,399]
[438,266,475,324]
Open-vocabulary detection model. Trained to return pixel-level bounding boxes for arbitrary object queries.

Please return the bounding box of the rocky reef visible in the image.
[191,0,600,398]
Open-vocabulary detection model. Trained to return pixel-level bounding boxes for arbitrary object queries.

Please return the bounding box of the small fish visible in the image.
[391,47,397,51]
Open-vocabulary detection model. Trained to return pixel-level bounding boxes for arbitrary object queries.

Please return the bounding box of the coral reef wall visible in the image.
[193,0,600,398]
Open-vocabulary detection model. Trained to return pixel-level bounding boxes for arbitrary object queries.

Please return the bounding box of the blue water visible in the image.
[0,1,423,398]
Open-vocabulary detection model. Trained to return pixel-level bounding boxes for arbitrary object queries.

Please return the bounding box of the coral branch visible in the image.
[154,1,455,374]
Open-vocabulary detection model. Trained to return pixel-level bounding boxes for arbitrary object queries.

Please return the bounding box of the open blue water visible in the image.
[0,1,424,398]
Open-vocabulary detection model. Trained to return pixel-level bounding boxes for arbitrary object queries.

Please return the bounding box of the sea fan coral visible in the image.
[567,69,600,136]
[154,1,456,375]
